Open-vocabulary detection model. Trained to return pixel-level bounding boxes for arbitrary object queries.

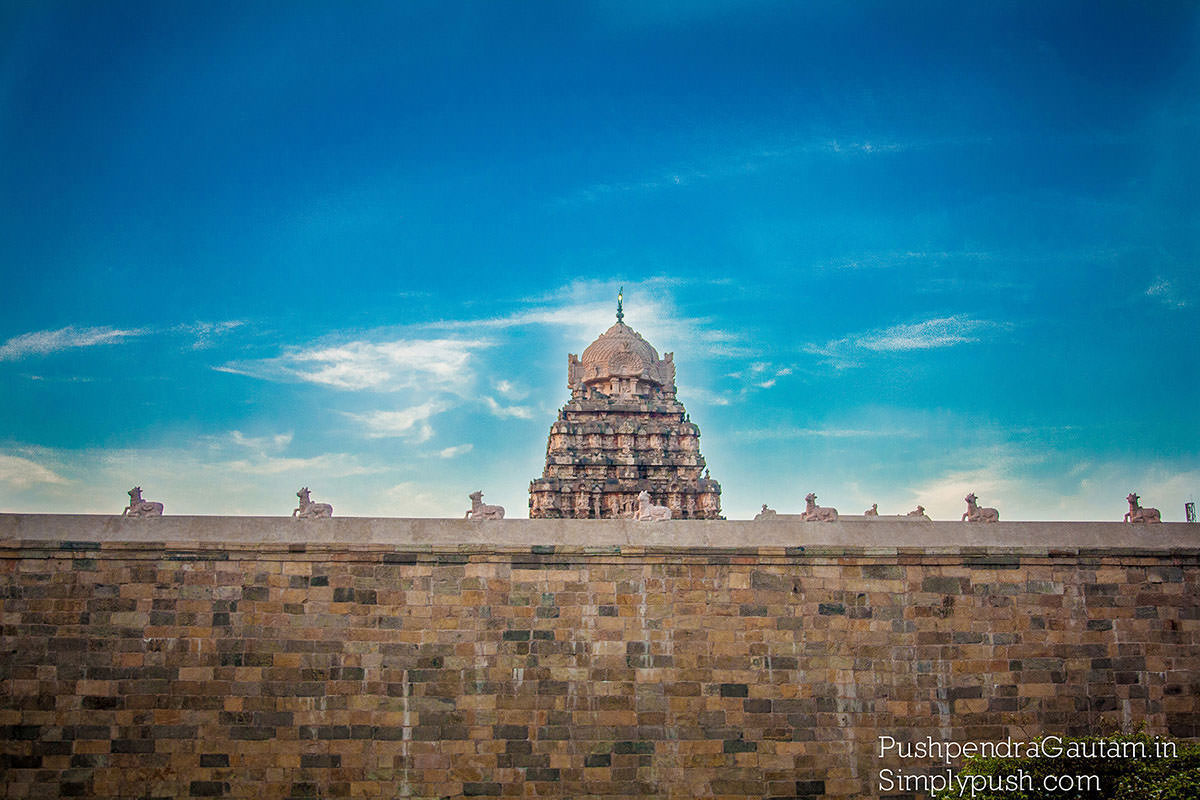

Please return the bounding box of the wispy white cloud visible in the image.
[218,453,383,478]
[229,430,293,453]
[1145,278,1188,308]
[24,374,98,383]
[291,340,483,391]
[176,320,245,349]
[856,316,998,351]
[0,453,68,488]
[801,349,859,371]
[754,365,793,389]
[679,385,733,407]
[438,443,473,459]
[726,362,793,391]
[824,250,996,272]
[806,315,1003,368]
[482,396,533,420]
[736,425,918,441]
[214,429,381,479]
[426,302,616,341]
[823,139,905,155]
[342,402,443,441]
[218,337,491,392]
[0,325,149,361]
[494,380,529,400]
[0,321,244,362]
[556,134,982,206]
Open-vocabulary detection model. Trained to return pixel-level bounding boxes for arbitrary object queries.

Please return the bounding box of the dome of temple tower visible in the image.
[578,322,662,385]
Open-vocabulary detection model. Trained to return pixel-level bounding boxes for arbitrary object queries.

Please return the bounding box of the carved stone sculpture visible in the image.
[466,491,504,520]
[636,490,672,521]
[1124,492,1161,524]
[961,493,998,523]
[864,503,879,516]
[293,487,333,519]
[122,486,163,517]
[803,492,838,522]
[907,505,929,519]
[754,503,777,521]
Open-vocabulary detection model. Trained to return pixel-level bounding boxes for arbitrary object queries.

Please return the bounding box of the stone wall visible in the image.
[2,515,1198,799]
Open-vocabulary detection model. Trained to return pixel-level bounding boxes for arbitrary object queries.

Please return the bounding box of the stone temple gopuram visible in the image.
[529,292,722,519]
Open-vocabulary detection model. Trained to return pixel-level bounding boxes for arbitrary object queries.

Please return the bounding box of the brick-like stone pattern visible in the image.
[1,541,1198,799]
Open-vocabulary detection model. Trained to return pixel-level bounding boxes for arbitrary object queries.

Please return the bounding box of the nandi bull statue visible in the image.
[803,492,837,522]
[1124,492,1161,524]
[907,505,930,519]
[754,503,777,521]
[962,493,999,523]
[293,487,333,519]
[122,486,163,517]
[466,491,504,520]
[864,503,879,516]
[635,490,672,521]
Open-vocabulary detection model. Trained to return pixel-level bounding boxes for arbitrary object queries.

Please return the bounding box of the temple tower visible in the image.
[529,291,722,519]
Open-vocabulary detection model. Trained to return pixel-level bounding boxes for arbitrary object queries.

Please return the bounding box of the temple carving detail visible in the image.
[529,294,722,519]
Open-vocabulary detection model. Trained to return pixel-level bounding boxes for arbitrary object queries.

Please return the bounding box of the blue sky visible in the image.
[1,1,1197,520]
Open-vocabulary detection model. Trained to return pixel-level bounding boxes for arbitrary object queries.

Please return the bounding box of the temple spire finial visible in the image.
[616,286,624,323]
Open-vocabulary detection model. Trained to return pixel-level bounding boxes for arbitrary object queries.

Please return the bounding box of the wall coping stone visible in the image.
[2,513,1197,556]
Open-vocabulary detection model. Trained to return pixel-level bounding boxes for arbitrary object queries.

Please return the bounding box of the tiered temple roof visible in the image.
[529,293,721,519]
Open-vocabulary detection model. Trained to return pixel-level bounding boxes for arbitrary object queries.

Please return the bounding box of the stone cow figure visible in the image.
[803,493,837,522]
[754,503,778,521]
[293,487,333,519]
[122,486,163,517]
[636,491,671,522]
[864,503,879,516]
[466,491,504,520]
[1124,492,1161,524]
[961,493,999,523]
[907,505,929,519]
